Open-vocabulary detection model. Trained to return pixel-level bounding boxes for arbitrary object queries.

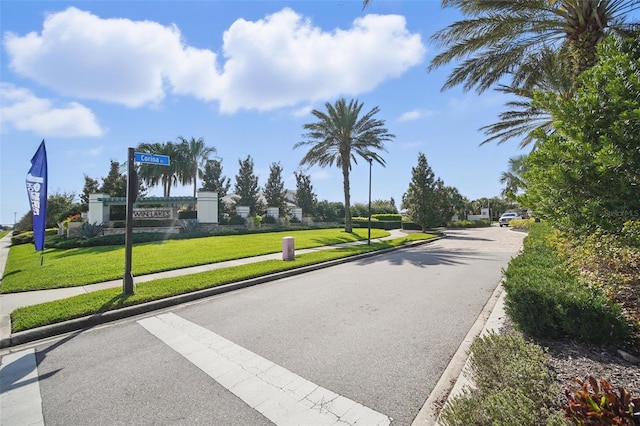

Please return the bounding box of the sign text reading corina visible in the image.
[134,152,170,166]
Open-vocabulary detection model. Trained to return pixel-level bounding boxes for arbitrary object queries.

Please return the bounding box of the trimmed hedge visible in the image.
[401,221,423,231]
[11,228,59,246]
[352,219,401,230]
[502,222,630,344]
[372,214,402,221]
[178,210,198,219]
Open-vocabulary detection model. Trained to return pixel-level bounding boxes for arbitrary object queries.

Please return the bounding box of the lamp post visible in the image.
[368,158,372,245]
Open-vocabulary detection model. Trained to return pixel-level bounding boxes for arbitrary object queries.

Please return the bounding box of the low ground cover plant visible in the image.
[9,233,436,332]
[439,332,565,426]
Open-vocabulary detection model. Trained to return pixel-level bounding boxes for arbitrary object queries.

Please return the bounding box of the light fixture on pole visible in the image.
[368,157,372,245]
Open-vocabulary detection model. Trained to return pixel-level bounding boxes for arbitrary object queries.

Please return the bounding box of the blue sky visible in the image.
[0,0,526,226]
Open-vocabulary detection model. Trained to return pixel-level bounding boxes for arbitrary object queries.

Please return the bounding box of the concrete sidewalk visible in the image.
[0,229,409,343]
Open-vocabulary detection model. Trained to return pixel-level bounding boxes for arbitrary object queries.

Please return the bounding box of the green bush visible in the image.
[508,218,536,230]
[11,228,59,246]
[262,215,277,224]
[227,215,246,225]
[502,222,631,344]
[401,221,423,231]
[439,332,564,426]
[177,210,197,219]
[179,219,199,233]
[78,222,104,239]
[372,214,402,221]
[352,218,401,230]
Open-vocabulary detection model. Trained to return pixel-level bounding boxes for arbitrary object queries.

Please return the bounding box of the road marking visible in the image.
[0,348,45,426]
[138,313,390,426]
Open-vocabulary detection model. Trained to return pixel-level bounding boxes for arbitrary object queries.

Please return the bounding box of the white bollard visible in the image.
[282,236,295,261]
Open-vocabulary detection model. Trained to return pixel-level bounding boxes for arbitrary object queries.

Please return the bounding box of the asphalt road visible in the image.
[1,226,524,425]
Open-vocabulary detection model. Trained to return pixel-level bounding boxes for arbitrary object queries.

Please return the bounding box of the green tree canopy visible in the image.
[429,0,639,92]
[136,142,183,197]
[177,136,217,198]
[523,36,640,233]
[293,171,317,217]
[402,153,446,230]
[294,98,394,232]
[199,159,230,196]
[264,162,286,214]
[234,155,260,215]
[80,174,100,212]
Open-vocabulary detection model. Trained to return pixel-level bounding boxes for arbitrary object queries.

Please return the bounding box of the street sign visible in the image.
[134,152,170,166]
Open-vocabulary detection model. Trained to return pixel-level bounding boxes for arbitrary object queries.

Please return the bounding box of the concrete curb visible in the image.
[1,236,444,349]
[411,282,508,425]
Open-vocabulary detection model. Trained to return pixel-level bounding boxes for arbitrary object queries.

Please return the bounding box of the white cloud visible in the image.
[311,169,332,180]
[398,109,436,122]
[4,7,425,113]
[0,83,103,137]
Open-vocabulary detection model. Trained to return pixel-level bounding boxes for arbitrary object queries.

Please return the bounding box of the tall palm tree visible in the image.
[136,141,183,197]
[177,136,217,198]
[294,98,394,232]
[429,0,639,93]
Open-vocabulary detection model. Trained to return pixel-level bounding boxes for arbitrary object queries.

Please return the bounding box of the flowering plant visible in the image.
[67,214,82,222]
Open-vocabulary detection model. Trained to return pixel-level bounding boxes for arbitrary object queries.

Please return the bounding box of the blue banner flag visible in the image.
[26,140,48,252]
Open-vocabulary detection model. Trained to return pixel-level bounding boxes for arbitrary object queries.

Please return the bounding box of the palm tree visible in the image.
[294,98,394,232]
[429,0,639,93]
[177,136,217,198]
[500,154,529,200]
[479,47,576,148]
[136,141,183,197]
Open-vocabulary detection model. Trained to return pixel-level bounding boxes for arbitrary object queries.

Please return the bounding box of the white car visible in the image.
[499,212,522,227]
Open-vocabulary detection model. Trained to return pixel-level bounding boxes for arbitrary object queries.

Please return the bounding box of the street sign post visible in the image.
[123,148,171,295]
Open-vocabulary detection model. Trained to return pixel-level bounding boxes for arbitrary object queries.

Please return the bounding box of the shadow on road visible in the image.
[355,247,496,268]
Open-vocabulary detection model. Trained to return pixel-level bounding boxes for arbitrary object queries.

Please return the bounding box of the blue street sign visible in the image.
[134,152,170,166]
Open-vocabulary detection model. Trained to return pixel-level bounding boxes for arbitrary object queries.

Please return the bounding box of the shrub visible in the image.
[402,221,423,231]
[179,219,199,233]
[372,214,402,221]
[262,215,278,224]
[352,219,401,230]
[502,222,631,344]
[177,210,197,219]
[78,222,104,239]
[11,228,58,246]
[439,332,563,426]
[563,376,640,425]
[227,215,246,226]
[508,218,536,230]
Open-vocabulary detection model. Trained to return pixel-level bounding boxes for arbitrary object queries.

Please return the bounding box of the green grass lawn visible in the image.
[10,232,437,332]
[0,230,9,239]
[1,228,389,293]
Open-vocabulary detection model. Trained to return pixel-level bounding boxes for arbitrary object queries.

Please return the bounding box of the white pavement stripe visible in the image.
[0,348,45,426]
[138,313,390,426]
